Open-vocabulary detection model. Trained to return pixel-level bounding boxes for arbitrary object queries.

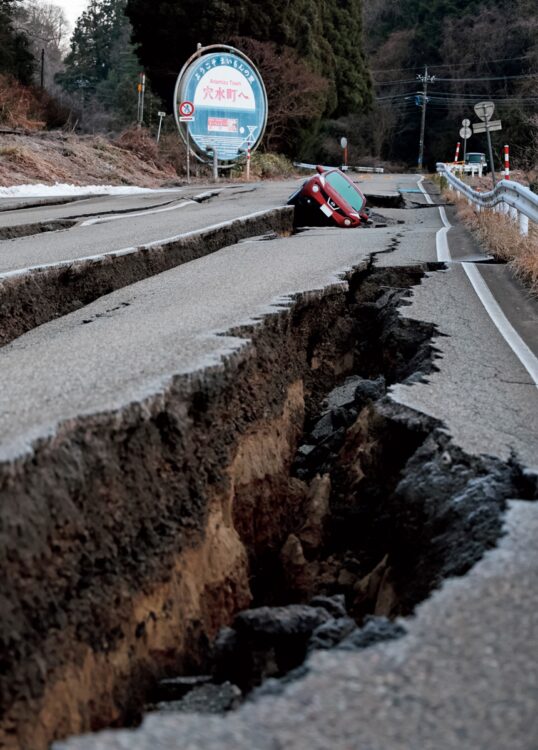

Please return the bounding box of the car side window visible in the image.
[325,172,365,211]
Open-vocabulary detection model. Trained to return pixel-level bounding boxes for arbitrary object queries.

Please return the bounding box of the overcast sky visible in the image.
[54,0,89,29]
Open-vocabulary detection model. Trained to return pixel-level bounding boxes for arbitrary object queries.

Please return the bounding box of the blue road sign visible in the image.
[174,47,268,162]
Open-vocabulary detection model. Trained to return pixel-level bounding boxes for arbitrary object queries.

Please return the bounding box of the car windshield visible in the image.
[466,154,484,163]
[325,172,364,211]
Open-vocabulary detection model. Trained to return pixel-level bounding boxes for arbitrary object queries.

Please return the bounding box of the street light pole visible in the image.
[417,66,436,171]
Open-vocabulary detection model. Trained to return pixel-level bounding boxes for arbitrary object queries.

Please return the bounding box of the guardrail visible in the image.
[294,162,385,174]
[437,162,537,236]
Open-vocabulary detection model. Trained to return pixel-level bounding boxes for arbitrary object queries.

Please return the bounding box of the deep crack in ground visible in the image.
[1,238,536,750]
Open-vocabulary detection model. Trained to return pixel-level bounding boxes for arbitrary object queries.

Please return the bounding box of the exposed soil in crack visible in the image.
[0,206,293,349]
[1,251,536,750]
[363,193,405,209]
[0,219,76,241]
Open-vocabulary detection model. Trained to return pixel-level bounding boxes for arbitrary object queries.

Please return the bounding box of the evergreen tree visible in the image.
[0,0,35,84]
[58,0,128,100]
[57,0,160,128]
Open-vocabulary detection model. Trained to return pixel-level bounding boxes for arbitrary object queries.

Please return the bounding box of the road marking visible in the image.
[417,176,434,205]
[418,176,538,387]
[80,200,195,226]
[461,262,538,386]
[417,176,451,261]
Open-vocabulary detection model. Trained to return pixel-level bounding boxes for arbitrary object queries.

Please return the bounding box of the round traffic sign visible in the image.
[179,100,195,117]
[462,118,471,127]
[474,101,494,121]
[340,137,348,149]
[459,127,472,139]
[174,46,268,163]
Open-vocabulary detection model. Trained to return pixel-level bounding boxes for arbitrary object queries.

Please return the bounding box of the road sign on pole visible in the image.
[179,100,195,118]
[178,102,195,183]
[156,111,166,144]
[461,119,472,160]
[472,120,502,134]
[340,137,348,168]
[460,126,472,161]
[474,101,495,121]
[173,46,268,166]
[473,102,497,188]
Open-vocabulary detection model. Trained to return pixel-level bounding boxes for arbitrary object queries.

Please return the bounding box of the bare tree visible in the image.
[15,1,69,89]
[231,37,329,153]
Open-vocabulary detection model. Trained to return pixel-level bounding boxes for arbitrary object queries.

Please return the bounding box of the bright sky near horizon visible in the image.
[53,0,89,29]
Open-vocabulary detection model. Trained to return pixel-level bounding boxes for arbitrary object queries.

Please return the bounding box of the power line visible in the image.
[373,73,538,87]
[436,73,538,82]
[371,55,533,75]
[372,78,418,86]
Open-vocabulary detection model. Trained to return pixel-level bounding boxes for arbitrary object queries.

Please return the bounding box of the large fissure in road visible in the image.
[0,207,293,348]
[1,256,535,750]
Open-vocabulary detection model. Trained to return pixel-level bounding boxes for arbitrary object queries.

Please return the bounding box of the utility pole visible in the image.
[417,66,436,171]
[40,48,45,89]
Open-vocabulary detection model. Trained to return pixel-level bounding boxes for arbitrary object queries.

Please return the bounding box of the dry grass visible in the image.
[0,130,182,188]
[0,75,45,130]
[449,191,538,293]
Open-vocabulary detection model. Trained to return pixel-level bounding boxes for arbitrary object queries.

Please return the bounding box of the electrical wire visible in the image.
[436,73,538,81]
[371,55,533,73]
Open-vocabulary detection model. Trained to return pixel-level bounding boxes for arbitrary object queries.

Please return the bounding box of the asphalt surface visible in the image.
[0,182,296,273]
[1,171,537,749]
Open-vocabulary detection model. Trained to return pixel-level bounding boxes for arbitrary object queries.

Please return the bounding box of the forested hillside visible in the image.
[125,0,371,155]
[359,0,538,168]
[0,0,536,170]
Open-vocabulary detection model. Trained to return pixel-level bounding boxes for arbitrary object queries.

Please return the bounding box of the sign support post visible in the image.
[156,111,166,143]
[213,148,219,182]
[137,73,146,128]
[186,128,191,183]
[473,102,499,189]
[462,119,471,161]
[179,101,195,184]
[484,116,496,189]
[340,137,348,169]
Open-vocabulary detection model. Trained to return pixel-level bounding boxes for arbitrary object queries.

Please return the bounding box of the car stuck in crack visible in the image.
[287,166,371,228]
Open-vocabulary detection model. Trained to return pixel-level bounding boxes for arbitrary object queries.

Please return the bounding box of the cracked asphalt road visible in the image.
[1,171,537,750]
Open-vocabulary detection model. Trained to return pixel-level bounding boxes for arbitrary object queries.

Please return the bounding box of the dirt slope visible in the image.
[0,129,181,187]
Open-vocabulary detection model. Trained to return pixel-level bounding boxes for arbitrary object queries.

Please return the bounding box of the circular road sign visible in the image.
[179,101,195,118]
[462,118,471,127]
[174,45,268,163]
[459,127,472,139]
[474,101,495,121]
[340,137,348,149]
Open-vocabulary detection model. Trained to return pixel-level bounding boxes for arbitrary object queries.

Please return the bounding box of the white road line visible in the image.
[462,262,538,386]
[80,200,195,226]
[435,205,452,262]
[417,176,452,261]
[418,176,538,387]
[417,176,434,205]
[0,207,285,280]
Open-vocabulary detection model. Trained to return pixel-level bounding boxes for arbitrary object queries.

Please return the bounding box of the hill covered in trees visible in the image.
[357,0,538,169]
[0,0,535,170]
[125,0,372,155]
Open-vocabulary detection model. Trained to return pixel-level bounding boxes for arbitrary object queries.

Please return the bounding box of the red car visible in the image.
[288,166,370,228]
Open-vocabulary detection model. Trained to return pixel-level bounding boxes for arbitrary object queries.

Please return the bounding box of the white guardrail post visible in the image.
[437,162,538,237]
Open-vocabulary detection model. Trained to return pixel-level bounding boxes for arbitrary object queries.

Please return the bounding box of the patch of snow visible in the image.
[0,183,176,199]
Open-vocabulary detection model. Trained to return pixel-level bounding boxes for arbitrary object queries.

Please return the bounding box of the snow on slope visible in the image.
[0,183,173,199]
